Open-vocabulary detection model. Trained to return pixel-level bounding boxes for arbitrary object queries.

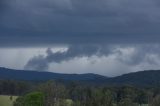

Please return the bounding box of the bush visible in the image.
[14,91,44,106]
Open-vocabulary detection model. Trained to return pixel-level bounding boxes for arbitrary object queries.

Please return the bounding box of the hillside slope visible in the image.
[1,67,160,86]
[0,67,107,81]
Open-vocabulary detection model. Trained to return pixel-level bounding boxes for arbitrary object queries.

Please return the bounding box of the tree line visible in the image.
[0,80,31,95]
[1,80,160,106]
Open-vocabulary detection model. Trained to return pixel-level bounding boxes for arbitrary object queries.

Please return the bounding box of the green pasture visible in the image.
[0,95,18,106]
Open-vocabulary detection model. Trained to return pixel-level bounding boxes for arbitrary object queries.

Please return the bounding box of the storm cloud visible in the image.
[1,0,160,76]
[24,45,111,70]
[1,0,160,46]
[24,44,160,74]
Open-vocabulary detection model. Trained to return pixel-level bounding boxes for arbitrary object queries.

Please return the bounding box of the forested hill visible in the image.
[107,70,160,86]
[1,67,160,86]
[0,67,107,81]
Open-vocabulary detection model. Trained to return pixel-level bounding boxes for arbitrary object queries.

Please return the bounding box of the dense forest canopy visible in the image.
[1,80,160,106]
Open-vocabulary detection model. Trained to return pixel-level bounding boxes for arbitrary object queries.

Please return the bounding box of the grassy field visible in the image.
[0,95,18,106]
[0,95,149,106]
[66,99,73,106]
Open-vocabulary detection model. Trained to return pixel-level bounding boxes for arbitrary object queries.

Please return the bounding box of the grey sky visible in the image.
[0,0,160,76]
[1,0,160,46]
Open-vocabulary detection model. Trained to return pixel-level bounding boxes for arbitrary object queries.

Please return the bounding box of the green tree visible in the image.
[38,81,67,106]
[14,91,44,106]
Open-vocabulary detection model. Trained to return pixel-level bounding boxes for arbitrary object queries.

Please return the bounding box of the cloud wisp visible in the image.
[24,44,160,76]
[24,45,111,70]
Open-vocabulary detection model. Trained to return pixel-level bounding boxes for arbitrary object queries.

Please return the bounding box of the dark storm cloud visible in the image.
[24,44,160,71]
[2,0,160,72]
[24,55,48,71]
[0,0,10,14]
[1,0,160,46]
[24,45,111,70]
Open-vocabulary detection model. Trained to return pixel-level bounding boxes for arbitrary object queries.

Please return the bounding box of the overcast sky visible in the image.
[0,0,160,76]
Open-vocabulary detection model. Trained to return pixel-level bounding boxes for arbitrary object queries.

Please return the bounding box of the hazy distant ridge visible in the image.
[0,67,160,86]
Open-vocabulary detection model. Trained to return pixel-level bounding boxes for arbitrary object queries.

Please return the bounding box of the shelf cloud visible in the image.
[24,45,111,70]
[24,44,160,76]
[0,0,160,46]
[1,0,160,76]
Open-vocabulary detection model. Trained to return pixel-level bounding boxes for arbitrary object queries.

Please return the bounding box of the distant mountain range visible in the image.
[0,67,160,86]
[0,67,107,81]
